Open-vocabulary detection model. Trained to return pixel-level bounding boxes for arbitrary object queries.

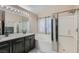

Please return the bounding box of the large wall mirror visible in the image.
[5,11,29,35]
[17,16,29,33]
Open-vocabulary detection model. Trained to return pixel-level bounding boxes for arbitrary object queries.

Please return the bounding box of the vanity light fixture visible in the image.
[10,8,14,11]
[16,10,19,12]
[17,10,20,12]
[14,9,17,12]
[0,5,4,8]
[0,5,30,17]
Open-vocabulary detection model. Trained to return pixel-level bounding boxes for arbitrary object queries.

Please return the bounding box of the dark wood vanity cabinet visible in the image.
[12,38,25,53]
[0,34,35,53]
[0,41,10,53]
[12,34,35,53]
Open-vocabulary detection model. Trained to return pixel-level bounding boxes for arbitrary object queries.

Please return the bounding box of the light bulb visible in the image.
[0,5,4,8]
[10,8,13,11]
[6,7,9,9]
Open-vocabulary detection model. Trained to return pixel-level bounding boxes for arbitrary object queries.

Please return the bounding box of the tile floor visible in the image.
[29,48,56,53]
[29,36,56,53]
[29,48,43,53]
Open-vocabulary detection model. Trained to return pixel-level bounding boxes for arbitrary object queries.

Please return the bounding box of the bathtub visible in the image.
[35,34,56,53]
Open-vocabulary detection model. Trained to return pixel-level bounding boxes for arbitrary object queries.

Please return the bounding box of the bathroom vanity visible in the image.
[0,33,35,53]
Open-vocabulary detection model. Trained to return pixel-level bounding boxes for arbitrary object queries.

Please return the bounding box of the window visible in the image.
[38,16,51,34]
[38,18,45,33]
[46,17,51,34]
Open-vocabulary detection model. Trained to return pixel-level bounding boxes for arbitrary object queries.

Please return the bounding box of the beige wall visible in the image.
[28,13,38,33]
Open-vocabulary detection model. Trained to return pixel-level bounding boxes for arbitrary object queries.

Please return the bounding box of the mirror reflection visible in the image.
[5,11,29,35]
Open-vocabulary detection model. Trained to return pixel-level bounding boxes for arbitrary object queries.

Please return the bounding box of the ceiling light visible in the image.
[0,5,28,17]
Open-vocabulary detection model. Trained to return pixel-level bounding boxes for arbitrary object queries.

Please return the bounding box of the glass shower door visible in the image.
[58,10,77,53]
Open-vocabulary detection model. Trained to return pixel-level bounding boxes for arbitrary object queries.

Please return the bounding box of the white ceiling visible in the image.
[19,5,52,14]
[19,5,77,17]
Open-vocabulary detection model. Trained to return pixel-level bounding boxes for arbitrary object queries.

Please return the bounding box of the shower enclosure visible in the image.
[58,10,77,53]
[52,9,79,53]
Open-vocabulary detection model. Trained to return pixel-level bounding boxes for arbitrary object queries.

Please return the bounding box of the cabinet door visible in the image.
[25,36,31,52]
[30,35,35,49]
[12,38,24,53]
[0,41,10,53]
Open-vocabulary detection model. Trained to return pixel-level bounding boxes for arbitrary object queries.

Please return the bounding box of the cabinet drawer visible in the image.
[0,41,9,45]
[0,41,10,53]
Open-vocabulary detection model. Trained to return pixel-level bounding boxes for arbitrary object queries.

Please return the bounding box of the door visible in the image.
[51,15,58,52]
[58,11,77,53]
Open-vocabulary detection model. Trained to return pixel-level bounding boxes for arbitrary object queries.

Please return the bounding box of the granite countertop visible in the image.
[0,33,35,42]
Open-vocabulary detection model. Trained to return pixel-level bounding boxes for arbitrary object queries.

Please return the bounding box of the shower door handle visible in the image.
[51,19,54,42]
[55,18,58,42]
